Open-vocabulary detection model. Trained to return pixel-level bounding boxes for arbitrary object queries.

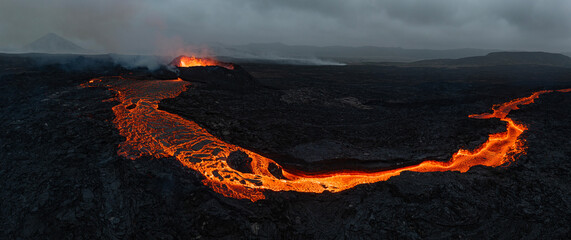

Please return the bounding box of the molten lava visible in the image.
[82,77,570,202]
[172,55,234,70]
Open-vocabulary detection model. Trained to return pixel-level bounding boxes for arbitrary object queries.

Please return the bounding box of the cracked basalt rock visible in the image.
[226,150,253,173]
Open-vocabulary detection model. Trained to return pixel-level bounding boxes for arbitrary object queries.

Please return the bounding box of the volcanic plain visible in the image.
[1,53,571,239]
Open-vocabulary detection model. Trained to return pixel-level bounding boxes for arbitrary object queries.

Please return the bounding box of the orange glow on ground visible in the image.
[83,77,570,202]
[174,56,234,70]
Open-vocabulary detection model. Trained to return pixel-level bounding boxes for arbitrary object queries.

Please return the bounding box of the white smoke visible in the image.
[212,46,346,65]
[253,56,346,66]
[109,54,168,71]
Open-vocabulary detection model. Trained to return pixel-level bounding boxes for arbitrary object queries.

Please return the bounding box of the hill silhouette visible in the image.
[24,33,87,53]
[225,43,494,62]
[411,52,571,67]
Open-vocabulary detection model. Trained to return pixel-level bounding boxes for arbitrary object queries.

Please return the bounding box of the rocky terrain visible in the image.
[1,53,571,239]
[161,63,570,171]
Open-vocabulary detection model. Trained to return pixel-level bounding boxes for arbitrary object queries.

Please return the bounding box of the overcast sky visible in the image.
[1,0,570,54]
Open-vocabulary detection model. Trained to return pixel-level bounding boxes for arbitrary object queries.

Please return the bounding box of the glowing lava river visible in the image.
[82,77,571,202]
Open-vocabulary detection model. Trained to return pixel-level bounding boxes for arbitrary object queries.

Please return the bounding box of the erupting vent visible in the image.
[171,55,234,70]
[82,77,571,202]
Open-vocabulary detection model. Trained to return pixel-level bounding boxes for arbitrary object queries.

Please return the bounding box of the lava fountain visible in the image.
[82,77,571,202]
[171,55,234,70]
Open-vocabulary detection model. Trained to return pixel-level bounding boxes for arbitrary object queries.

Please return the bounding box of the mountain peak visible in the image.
[24,33,86,53]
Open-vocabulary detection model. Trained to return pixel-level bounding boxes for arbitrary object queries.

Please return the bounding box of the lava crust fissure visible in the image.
[83,74,570,202]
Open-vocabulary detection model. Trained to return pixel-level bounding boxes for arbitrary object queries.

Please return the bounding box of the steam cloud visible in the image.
[1,0,570,54]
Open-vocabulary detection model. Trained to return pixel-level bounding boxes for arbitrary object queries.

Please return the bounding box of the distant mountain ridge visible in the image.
[220,43,496,62]
[410,52,571,67]
[24,33,87,54]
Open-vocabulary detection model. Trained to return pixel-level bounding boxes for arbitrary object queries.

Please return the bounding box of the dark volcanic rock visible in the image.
[226,150,253,173]
[2,53,571,239]
[150,65,179,80]
[177,64,260,91]
[268,162,286,179]
[160,64,554,170]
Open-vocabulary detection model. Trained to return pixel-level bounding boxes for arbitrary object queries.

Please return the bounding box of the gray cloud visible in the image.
[1,0,570,54]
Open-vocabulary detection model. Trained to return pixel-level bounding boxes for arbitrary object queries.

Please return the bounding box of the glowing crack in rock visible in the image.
[82,77,571,202]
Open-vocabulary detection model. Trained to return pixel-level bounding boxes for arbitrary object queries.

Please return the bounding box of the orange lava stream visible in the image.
[82,77,570,202]
[175,56,234,70]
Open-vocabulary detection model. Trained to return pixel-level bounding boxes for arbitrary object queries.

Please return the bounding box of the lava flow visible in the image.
[82,77,570,202]
[171,55,234,70]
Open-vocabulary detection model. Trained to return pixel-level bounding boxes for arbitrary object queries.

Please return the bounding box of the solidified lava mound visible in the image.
[226,151,254,173]
[176,63,260,91]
